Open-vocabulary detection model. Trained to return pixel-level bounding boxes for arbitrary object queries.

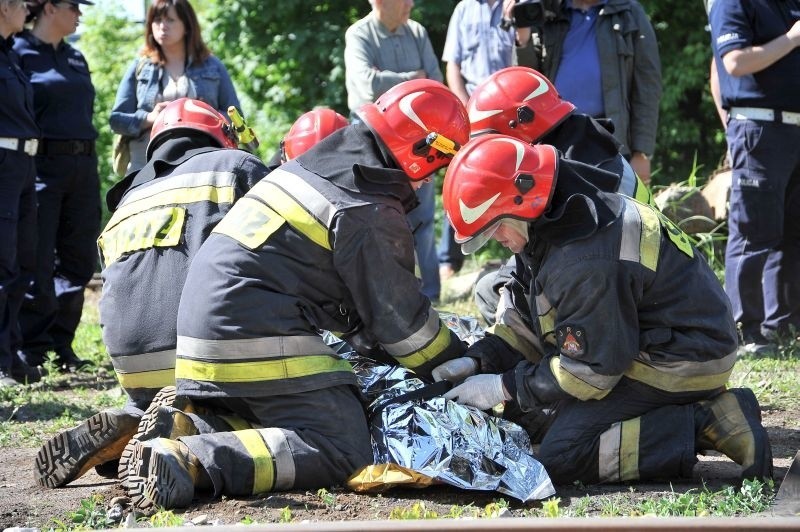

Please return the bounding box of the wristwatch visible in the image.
[500,17,514,30]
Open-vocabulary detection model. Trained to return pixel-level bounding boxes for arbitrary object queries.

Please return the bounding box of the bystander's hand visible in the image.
[630,152,651,184]
[145,101,169,128]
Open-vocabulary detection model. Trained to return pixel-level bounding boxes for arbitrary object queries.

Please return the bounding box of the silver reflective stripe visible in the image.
[382,309,441,357]
[259,427,296,490]
[637,349,737,377]
[618,158,638,198]
[176,335,335,361]
[266,168,338,229]
[618,201,642,263]
[496,290,544,362]
[559,355,621,391]
[121,170,237,205]
[111,349,176,373]
[598,422,622,483]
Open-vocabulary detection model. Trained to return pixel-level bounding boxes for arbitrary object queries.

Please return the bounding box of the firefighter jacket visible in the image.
[540,113,653,206]
[175,123,465,400]
[489,159,739,409]
[97,137,266,406]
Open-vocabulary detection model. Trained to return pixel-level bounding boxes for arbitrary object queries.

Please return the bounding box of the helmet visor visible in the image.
[454,220,502,255]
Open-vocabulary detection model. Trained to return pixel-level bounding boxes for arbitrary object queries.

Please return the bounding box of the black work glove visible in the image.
[465,334,524,375]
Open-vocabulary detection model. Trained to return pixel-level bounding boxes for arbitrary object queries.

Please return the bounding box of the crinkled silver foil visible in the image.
[324,314,554,502]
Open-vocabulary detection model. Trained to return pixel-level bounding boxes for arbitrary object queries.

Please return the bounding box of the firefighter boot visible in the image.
[117,386,198,484]
[694,388,773,481]
[35,408,140,488]
[126,438,211,510]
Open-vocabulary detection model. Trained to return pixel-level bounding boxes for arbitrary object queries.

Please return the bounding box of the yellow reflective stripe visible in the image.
[175,355,353,382]
[394,321,452,369]
[106,185,236,231]
[655,209,694,259]
[624,360,732,393]
[233,429,275,494]
[549,356,611,401]
[487,323,528,357]
[212,197,286,249]
[219,414,253,431]
[115,368,175,390]
[633,202,661,271]
[538,308,556,342]
[99,207,185,265]
[619,417,641,482]
[250,180,331,251]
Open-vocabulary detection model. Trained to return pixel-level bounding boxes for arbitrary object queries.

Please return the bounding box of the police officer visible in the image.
[122,79,470,510]
[14,0,98,372]
[708,0,800,353]
[434,135,772,485]
[0,0,40,387]
[466,66,653,325]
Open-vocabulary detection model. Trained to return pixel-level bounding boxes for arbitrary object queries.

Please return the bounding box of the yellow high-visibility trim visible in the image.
[619,417,641,481]
[212,197,286,250]
[250,181,331,251]
[233,429,275,494]
[538,308,556,341]
[106,185,236,230]
[624,360,732,393]
[394,321,452,369]
[219,415,253,431]
[175,355,353,382]
[549,356,611,401]
[487,323,528,358]
[99,206,185,265]
[114,369,176,390]
[633,202,661,271]
[655,209,694,259]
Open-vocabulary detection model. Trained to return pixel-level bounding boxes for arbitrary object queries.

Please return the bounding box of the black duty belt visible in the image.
[37,139,95,156]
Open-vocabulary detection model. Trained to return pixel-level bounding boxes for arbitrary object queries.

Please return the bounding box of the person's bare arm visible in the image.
[446,62,469,105]
[709,57,726,129]
[722,20,800,76]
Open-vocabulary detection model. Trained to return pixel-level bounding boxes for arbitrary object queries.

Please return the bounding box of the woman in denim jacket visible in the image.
[110,0,239,173]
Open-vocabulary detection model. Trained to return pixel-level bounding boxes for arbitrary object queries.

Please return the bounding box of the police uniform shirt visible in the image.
[13,30,97,140]
[0,36,39,139]
[709,0,800,111]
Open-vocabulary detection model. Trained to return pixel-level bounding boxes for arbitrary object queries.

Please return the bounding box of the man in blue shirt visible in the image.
[438,0,516,279]
[514,0,661,183]
[708,0,800,353]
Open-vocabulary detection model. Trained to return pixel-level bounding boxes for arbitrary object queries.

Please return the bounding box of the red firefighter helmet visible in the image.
[468,66,575,143]
[359,79,470,180]
[281,108,348,162]
[443,134,558,253]
[148,98,237,158]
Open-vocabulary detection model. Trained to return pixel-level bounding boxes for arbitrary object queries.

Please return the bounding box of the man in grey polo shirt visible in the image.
[344,0,443,303]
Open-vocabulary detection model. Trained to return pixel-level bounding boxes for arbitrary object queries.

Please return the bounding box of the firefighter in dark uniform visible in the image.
[13,0,98,372]
[123,79,470,510]
[709,0,800,353]
[34,98,268,489]
[435,135,772,485]
[466,66,654,325]
[0,0,39,387]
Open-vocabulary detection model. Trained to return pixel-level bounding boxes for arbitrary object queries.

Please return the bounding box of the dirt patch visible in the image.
[1,402,797,528]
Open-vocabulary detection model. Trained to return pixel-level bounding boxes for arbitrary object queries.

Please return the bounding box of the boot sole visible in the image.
[118,386,178,485]
[118,386,198,487]
[144,442,195,509]
[35,409,140,488]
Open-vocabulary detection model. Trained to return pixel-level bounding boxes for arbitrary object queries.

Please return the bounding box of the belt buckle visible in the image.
[23,139,38,156]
